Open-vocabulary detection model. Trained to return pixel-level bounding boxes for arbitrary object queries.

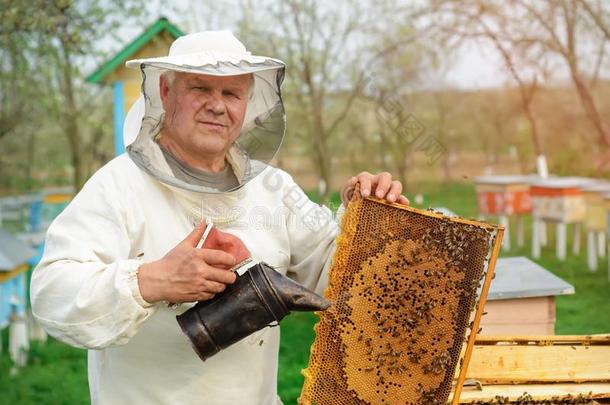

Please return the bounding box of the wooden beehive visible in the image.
[474,175,532,216]
[605,192,610,242]
[582,183,610,233]
[0,228,35,329]
[300,196,503,405]
[85,17,184,156]
[480,257,574,336]
[455,335,610,404]
[530,178,592,223]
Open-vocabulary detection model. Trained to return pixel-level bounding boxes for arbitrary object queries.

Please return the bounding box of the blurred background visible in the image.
[1,0,609,404]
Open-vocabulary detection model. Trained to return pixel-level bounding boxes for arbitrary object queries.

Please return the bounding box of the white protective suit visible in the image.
[30,31,340,405]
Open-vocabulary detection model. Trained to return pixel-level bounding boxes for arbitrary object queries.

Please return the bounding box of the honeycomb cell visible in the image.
[299,196,503,405]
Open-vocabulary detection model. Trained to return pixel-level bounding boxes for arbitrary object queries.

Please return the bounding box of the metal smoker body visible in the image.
[177,262,329,361]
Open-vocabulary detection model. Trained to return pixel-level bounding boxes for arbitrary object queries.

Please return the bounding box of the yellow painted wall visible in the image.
[106,31,175,113]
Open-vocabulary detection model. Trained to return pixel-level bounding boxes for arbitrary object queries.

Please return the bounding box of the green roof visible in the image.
[86,17,184,84]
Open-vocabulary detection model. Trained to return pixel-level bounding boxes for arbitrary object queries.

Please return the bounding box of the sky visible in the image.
[444,43,507,89]
[98,27,505,91]
[116,0,507,90]
[98,1,607,91]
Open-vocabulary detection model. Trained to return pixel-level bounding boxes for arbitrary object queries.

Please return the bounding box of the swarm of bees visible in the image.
[300,198,502,405]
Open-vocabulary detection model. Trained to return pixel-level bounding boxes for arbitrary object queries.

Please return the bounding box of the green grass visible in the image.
[2,181,609,404]
[0,332,89,405]
[279,312,319,403]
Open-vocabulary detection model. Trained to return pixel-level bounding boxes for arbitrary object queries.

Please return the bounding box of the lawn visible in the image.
[1,181,609,404]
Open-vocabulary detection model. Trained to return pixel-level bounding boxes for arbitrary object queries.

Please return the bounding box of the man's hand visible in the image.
[341,171,410,207]
[137,223,237,304]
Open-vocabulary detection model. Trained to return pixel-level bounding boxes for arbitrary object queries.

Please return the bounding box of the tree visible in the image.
[235,0,420,201]
[421,0,553,176]
[425,0,610,171]
[0,0,146,191]
[515,0,610,151]
[372,35,427,188]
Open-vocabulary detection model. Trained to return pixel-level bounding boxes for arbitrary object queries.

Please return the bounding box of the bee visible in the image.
[408,353,421,364]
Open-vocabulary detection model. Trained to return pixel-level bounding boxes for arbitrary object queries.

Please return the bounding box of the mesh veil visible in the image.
[126,56,286,194]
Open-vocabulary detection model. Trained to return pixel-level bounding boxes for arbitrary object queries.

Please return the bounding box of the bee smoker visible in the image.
[176,261,330,361]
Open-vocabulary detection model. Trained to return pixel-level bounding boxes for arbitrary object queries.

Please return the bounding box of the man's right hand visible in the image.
[137,223,237,304]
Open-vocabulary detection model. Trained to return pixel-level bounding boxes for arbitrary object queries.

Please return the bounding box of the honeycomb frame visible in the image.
[300,196,504,405]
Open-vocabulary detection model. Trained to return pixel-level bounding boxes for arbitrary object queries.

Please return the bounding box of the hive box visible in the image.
[583,183,610,232]
[529,177,596,223]
[474,175,533,216]
[480,257,574,335]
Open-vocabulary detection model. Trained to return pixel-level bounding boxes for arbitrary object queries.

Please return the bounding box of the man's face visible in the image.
[159,71,251,164]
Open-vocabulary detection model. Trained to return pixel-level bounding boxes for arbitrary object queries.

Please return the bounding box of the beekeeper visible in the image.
[30,31,408,404]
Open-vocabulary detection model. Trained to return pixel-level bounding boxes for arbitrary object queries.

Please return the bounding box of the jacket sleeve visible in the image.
[281,173,344,295]
[30,169,157,349]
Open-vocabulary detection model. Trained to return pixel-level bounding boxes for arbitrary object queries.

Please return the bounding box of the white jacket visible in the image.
[31,154,339,405]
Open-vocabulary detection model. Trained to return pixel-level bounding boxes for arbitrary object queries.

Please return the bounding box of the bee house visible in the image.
[480,256,574,335]
[604,193,610,281]
[300,196,503,405]
[1,227,36,366]
[0,228,35,328]
[580,183,610,272]
[530,178,592,223]
[474,175,533,217]
[474,175,536,251]
[530,178,597,261]
[86,17,184,156]
[582,183,610,233]
[459,335,610,403]
[605,193,610,226]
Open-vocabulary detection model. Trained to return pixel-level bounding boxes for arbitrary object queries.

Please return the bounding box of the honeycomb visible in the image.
[299,196,503,405]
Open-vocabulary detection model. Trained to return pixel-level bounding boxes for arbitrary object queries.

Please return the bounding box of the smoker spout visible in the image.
[261,264,331,312]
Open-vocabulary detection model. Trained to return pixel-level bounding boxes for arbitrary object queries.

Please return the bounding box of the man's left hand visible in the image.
[341,171,410,207]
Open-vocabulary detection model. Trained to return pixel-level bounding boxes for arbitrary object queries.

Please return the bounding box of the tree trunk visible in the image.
[522,98,548,177]
[571,72,610,147]
[25,130,35,191]
[523,101,542,156]
[562,0,610,148]
[60,36,85,191]
[311,101,331,203]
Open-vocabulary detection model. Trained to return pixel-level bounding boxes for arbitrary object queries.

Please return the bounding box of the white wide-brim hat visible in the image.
[123,31,286,194]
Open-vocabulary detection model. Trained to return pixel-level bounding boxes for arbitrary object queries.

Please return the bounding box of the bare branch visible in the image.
[578,0,610,40]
